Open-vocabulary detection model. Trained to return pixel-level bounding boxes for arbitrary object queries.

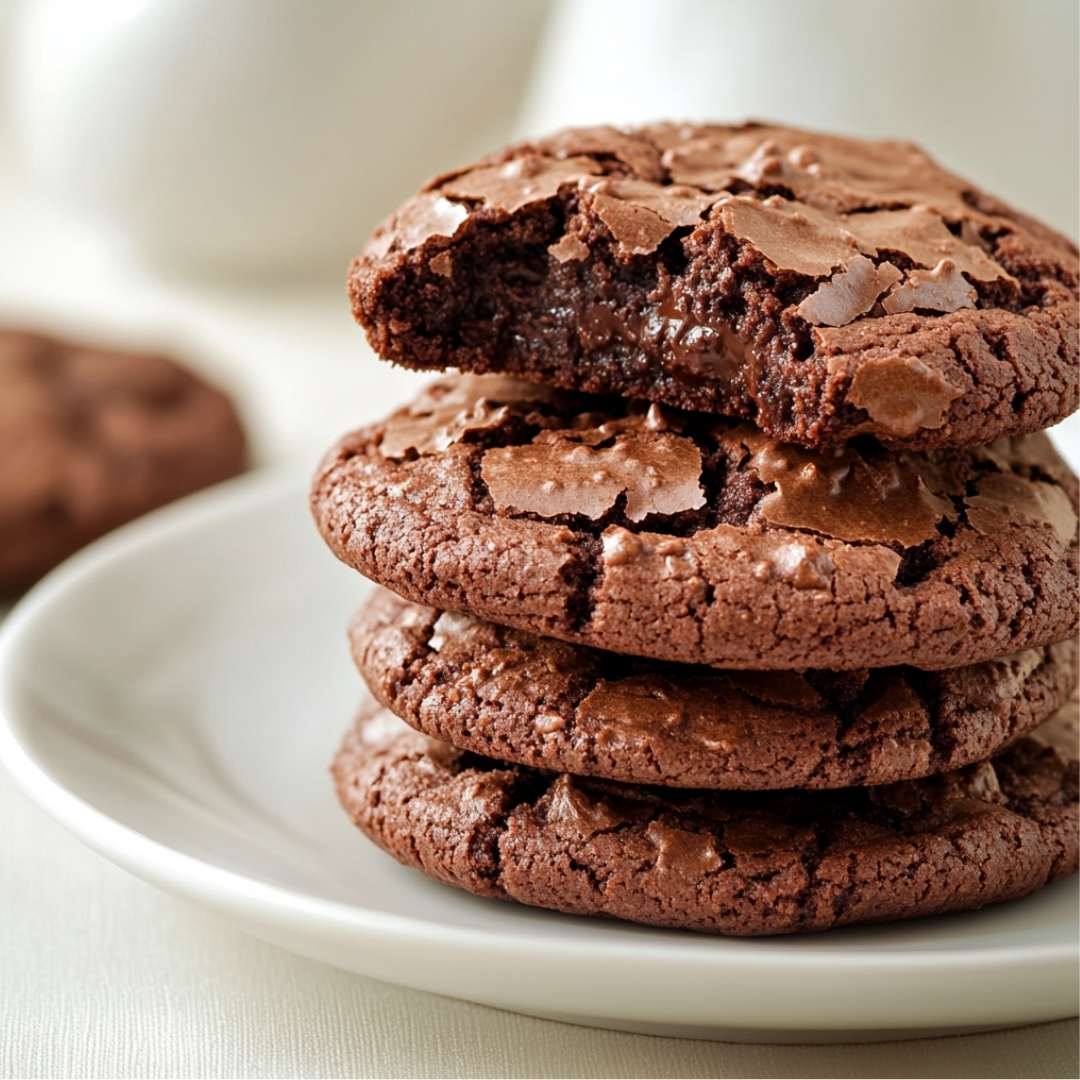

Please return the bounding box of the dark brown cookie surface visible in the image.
[352,589,1078,790]
[0,330,247,590]
[312,376,1079,671]
[349,122,1078,450]
[332,696,1079,936]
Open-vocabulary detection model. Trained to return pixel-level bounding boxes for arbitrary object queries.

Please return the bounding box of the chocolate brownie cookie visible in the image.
[349,122,1078,450]
[0,330,247,590]
[352,588,1078,790]
[332,696,1079,935]
[312,376,1079,671]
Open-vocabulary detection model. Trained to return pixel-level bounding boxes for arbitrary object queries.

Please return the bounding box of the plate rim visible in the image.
[0,468,1076,990]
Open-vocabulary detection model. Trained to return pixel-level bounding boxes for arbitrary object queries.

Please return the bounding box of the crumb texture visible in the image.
[349,122,1078,449]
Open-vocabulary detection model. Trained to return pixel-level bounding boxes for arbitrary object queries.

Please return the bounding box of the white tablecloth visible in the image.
[3,772,1077,1079]
[0,142,1077,1080]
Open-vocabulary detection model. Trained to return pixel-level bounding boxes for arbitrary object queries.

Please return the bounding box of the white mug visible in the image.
[519,0,1078,238]
[9,0,547,275]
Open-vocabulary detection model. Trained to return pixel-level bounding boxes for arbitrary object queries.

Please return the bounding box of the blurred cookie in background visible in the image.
[0,329,247,592]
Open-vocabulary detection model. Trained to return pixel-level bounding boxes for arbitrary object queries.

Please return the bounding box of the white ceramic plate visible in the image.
[1,468,1077,1042]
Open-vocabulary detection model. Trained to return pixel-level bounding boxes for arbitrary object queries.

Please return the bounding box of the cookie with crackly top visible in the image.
[0,329,247,590]
[349,122,1078,450]
[311,375,1078,671]
[331,694,1079,935]
[350,588,1078,790]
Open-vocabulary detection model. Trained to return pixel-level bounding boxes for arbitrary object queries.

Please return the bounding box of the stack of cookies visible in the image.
[312,123,1079,935]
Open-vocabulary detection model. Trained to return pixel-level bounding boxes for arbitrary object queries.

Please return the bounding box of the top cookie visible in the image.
[350,122,1078,450]
[0,330,247,590]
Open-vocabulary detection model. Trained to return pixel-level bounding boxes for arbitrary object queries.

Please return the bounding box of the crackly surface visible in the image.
[0,330,247,590]
[349,122,1078,450]
[352,589,1078,790]
[332,696,1079,936]
[312,376,1079,671]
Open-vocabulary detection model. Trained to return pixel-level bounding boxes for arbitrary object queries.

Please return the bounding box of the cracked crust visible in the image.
[0,330,247,590]
[332,696,1079,936]
[349,122,1078,450]
[351,589,1078,790]
[311,378,1079,671]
